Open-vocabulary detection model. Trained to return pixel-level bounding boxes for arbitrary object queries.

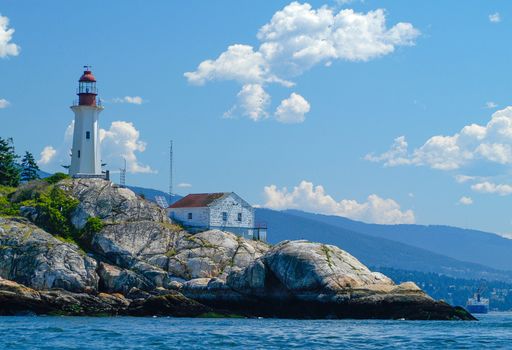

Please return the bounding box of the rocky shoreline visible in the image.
[0,178,475,320]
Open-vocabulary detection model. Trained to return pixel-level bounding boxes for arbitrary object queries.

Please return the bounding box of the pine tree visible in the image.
[21,151,40,182]
[0,137,20,187]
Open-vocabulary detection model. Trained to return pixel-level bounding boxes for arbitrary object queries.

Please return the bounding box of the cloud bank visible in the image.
[100,121,155,174]
[38,146,57,165]
[458,196,473,205]
[0,99,9,109]
[0,15,20,58]
[471,181,512,196]
[263,180,415,224]
[489,13,501,23]
[366,107,512,171]
[185,2,419,123]
[113,96,144,105]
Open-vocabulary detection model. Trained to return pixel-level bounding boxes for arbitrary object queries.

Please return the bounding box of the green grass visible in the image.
[165,248,177,257]
[321,244,334,269]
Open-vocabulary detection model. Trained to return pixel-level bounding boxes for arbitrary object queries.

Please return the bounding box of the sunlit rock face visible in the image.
[0,217,98,293]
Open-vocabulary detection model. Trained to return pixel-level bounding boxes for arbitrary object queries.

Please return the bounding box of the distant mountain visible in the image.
[373,267,512,311]
[281,210,512,272]
[255,208,512,282]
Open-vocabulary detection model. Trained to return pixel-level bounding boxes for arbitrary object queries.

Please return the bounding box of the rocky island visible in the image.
[0,177,474,320]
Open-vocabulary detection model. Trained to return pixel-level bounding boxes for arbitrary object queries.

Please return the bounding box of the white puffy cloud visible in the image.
[367,107,512,171]
[177,183,192,188]
[275,93,311,123]
[185,2,419,121]
[263,180,415,224]
[0,15,20,58]
[38,146,57,165]
[365,136,412,167]
[471,182,512,196]
[233,84,271,121]
[100,121,155,174]
[458,196,473,205]
[113,96,144,105]
[258,5,419,71]
[454,174,476,183]
[184,44,283,86]
[486,101,498,109]
[489,12,501,23]
[0,98,9,109]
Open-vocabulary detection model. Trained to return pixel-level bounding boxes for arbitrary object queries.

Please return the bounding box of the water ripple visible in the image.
[0,313,511,349]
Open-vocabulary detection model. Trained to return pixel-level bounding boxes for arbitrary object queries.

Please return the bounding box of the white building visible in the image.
[69,66,104,178]
[169,192,266,241]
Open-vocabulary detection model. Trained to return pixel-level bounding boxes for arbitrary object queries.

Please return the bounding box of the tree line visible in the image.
[0,137,41,187]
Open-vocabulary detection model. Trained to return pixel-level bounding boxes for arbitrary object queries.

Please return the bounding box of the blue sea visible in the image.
[1,313,511,349]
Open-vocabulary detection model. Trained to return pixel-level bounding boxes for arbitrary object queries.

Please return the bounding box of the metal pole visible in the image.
[169,140,173,200]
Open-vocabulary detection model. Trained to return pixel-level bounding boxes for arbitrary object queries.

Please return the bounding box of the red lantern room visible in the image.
[77,66,98,106]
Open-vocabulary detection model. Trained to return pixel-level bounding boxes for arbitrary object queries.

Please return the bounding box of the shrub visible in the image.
[44,172,70,185]
[0,186,18,216]
[9,180,50,203]
[83,217,104,235]
[0,196,18,216]
[33,187,79,239]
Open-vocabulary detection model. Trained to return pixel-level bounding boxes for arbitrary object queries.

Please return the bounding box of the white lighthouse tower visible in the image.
[69,66,104,178]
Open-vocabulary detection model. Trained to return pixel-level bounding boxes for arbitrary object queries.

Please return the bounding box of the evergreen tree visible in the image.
[21,151,40,182]
[0,137,20,187]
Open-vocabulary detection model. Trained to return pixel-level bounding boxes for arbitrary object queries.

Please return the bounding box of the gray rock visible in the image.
[226,240,398,296]
[0,217,98,293]
[58,178,169,229]
[0,277,129,316]
[97,262,153,294]
[19,206,39,222]
[160,230,269,280]
[88,222,269,282]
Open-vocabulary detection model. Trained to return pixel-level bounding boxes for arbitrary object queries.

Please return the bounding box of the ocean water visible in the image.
[0,313,511,349]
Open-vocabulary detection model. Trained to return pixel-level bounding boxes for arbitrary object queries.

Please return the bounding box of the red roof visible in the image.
[79,70,96,82]
[169,193,228,208]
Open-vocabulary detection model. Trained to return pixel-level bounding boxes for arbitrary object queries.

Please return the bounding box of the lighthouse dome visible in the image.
[79,70,96,82]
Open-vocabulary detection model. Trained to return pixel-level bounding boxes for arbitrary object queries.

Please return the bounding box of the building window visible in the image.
[222,212,228,221]
[77,150,80,158]
[237,213,242,222]
[86,131,91,139]
[188,213,193,220]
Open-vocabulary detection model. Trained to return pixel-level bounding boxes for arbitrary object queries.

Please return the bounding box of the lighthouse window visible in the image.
[77,150,81,158]
[86,131,90,139]
[222,212,228,221]
[237,213,242,222]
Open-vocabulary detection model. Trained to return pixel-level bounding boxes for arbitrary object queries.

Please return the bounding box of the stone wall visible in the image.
[170,207,209,228]
[208,193,254,230]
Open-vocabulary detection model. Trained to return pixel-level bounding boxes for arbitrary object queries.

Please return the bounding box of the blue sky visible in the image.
[1,1,512,234]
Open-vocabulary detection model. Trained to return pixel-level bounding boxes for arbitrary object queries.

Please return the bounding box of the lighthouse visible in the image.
[69,66,104,178]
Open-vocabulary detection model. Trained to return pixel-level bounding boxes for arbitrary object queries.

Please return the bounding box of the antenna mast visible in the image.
[169,140,173,200]
[120,158,126,188]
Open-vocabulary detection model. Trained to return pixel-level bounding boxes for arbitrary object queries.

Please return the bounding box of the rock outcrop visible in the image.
[0,217,98,292]
[87,221,267,281]
[57,178,168,229]
[0,277,129,316]
[181,240,474,320]
[0,277,212,317]
[0,179,476,320]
